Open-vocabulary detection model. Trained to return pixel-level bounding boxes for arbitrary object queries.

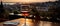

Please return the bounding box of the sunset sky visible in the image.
[1,0,58,3]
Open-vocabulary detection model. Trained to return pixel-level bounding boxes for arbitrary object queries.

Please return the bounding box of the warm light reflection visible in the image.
[9,18,53,26]
[39,21,52,26]
[8,18,33,26]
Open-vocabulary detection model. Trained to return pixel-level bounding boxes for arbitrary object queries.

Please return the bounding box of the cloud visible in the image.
[2,0,57,3]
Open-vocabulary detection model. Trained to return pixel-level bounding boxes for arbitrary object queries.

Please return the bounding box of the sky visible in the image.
[0,0,58,3]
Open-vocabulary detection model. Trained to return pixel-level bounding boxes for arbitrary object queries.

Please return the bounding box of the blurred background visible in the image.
[0,0,60,26]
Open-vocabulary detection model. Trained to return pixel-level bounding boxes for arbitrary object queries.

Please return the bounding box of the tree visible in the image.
[0,1,5,18]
